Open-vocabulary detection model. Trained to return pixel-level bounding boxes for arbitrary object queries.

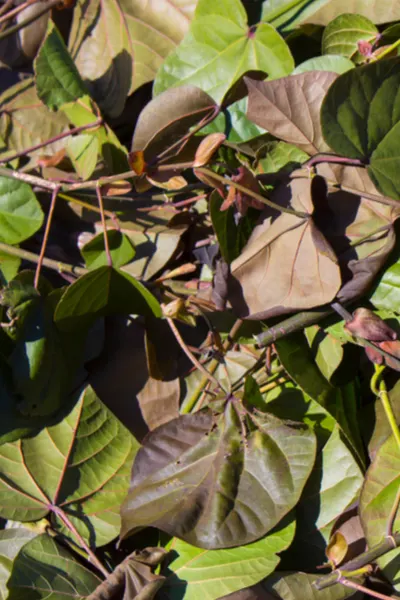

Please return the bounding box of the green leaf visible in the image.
[81,231,136,270]
[0,251,20,284]
[257,141,309,174]
[360,434,400,590]
[35,21,88,111]
[0,177,43,245]
[303,0,400,26]
[322,13,378,62]
[120,401,316,549]
[7,534,101,600]
[259,570,358,599]
[164,518,295,600]
[154,0,294,104]
[209,191,237,263]
[304,325,344,382]
[320,58,400,199]
[0,386,139,546]
[292,55,355,75]
[201,97,265,143]
[54,266,161,330]
[66,133,99,180]
[0,528,37,600]
[370,259,400,311]
[0,79,69,164]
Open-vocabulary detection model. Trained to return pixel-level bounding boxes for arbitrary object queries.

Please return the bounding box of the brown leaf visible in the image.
[193,133,226,167]
[229,177,341,319]
[245,72,337,155]
[123,547,167,600]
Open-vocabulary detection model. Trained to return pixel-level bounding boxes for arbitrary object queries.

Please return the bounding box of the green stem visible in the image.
[371,364,400,452]
[196,167,308,219]
[372,37,400,62]
[0,0,60,42]
[0,241,87,277]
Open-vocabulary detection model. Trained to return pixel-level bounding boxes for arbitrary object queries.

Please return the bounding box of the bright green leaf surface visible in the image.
[0,177,43,245]
[370,261,400,311]
[201,97,265,142]
[67,134,99,180]
[54,266,161,329]
[81,230,136,269]
[35,21,88,111]
[7,534,101,600]
[0,387,139,546]
[293,55,355,75]
[305,325,344,382]
[164,518,295,600]
[322,13,378,61]
[154,0,294,104]
[0,528,37,600]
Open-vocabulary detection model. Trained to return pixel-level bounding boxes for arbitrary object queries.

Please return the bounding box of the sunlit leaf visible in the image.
[0,177,43,245]
[163,518,295,600]
[322,13,378,63]
[154,0,294,104]
[246,72,337,156]
[81,230,136,270]
[121,401,316,549]
[293,55,354,75]
[7,534,101,600]
[303,0,400,26]
[0,386,139,546]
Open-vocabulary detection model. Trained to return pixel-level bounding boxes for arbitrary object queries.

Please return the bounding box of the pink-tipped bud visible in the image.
[345,308,397,342]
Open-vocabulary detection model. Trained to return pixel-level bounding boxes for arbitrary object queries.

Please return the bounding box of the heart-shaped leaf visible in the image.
[321,58,400,199]
[7,534,101,600]
[246,72,337,156]
[154,0,294,104]
[0,386,139,546]
[360,433,400,590]
[34,21,88,111]
[229,177,341,319]
[54,266,161,330]
[322,13,378,62]
[81,230,136,270]
[120,400,316,549]
[0,177,43,245]
[163,518,295,600]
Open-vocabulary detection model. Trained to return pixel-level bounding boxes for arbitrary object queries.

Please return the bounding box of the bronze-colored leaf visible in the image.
[245,72,337,156]
[229,177,341,319]
[325,531,348,567]
[193,133,226,167]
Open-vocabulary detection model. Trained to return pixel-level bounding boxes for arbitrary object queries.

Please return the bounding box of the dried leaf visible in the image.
[229,177,341,319]
[246,72,337,156]
[193,133,226,167]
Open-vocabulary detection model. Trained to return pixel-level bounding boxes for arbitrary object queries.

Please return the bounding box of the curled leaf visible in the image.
[193,133,226,167]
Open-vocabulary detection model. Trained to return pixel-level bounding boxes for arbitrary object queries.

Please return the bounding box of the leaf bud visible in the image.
[344,308,397,342]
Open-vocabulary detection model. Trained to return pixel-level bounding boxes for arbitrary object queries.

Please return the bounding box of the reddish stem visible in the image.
[34,185,60,289]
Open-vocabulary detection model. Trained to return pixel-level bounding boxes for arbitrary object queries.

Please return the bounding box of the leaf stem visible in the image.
[166,317,223,393]
[0,118,103,165]
[34,185,59,289]
[338,577,395,600]
[314,533,400,590]
[0,241,87,276]
[95,184,112,267]
[196,167,308,218]
[371,364,400,452]
[52,506,109,578]
[371,37,400,62]
[256,307,335,346]
[0,0,60,43]
[305,154,366,169]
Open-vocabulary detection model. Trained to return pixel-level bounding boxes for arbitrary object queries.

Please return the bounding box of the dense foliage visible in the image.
[0,0,400,599]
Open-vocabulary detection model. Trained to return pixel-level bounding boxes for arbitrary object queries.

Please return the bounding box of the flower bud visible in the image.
[344,308,397,342]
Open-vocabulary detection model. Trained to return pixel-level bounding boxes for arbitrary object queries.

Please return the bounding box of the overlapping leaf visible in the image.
[246,72,337,155]
[360,434,400,590]
[0,177,43,245]
[154,0,294,104]
[321,58,400,199]
[163,518,295,600]
[0,528,37,600]
[229,176,341,319]
[322,14,378,62]
[120,401,316,549]
[7,534,101,600]
[303,0,400,26]
[0,386,139,546]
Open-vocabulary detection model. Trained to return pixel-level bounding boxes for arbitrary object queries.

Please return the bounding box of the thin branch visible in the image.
[314,533,400,590]
[34,185,59,288]
[339,577,396,600]
[195,167,309,219]
[0,118,103,165]
[166,317,222,392]
[0,241,87,276]
[305,154,367,169]
[0,166,58,190]
[0,0,39,24]
[0,0,60,42]
[256,307,335,346]
[95,184,112,267]
[52,506,109,578]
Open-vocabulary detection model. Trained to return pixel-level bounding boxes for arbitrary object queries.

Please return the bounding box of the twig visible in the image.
[371,37,400,62]
[0,119,103,165]
[0,0,60,42]
[0,241,87,276]
[34,185,59,288]
[371,365,400,451]
[52,506,109,578]
[195,167,308,219]
[314,533,400,590]
[0,0,39,24]
[166,317,222,392]
[256,307,335,346]
[95,184,112,267]
[305,154,367,169]
[0,0,15,18]
[339,577,396,600]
